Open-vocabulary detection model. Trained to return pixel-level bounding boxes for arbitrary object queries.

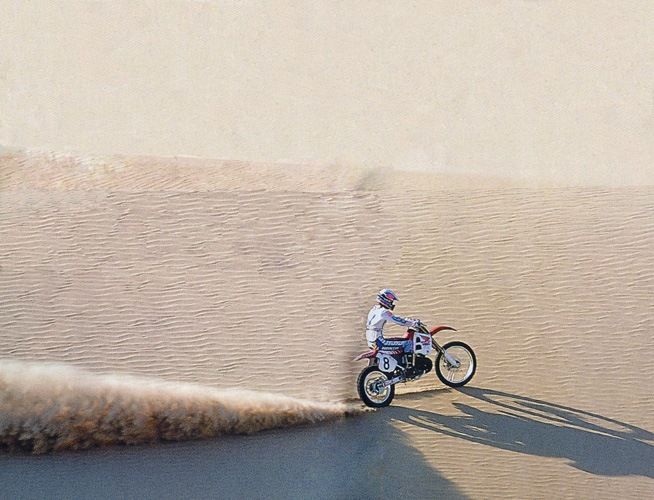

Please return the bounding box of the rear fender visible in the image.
[354,348,378,362]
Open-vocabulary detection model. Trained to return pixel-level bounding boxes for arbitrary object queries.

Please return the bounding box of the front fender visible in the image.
[429,325,457,336]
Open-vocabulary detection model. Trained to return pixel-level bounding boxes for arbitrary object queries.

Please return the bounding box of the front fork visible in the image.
[432,338,460,368]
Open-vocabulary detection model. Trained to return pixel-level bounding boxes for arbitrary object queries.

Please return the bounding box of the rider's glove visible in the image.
[413,319,421,326]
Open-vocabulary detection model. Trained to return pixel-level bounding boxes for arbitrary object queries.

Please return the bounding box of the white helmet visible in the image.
[377,289,398,310]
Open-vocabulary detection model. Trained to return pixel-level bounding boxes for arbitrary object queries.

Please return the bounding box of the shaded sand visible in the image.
[1,151,654,498]
[0,405,469,500]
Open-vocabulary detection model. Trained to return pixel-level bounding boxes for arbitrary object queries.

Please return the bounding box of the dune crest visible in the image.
[0,360,364,454]
[0,148,530,192]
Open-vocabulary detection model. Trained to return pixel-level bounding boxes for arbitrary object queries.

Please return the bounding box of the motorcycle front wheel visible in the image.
[357,366,395,408]
[435,341,476,387]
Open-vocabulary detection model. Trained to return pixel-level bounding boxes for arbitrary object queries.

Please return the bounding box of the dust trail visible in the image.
[0,360,365,454]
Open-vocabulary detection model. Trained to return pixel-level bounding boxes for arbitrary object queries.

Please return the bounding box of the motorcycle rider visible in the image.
[366,289,420,367]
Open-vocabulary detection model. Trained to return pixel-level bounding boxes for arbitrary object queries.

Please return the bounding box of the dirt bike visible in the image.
[354,323,476,408]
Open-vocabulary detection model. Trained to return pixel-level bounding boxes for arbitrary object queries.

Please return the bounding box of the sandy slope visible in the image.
[1,150,653,498]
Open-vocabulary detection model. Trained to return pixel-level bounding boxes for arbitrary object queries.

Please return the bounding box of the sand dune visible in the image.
[1,150,653,498]
[3,1,654,186]
[3,1,654,497]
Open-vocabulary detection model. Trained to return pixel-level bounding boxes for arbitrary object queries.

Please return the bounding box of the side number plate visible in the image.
[378,353,398,372]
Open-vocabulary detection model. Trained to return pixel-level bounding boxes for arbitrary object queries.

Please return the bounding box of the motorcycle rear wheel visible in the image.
[435,341,476,387]
[357,366,395,408]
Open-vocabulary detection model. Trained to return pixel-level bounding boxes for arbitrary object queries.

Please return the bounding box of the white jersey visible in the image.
[366,305,418,347]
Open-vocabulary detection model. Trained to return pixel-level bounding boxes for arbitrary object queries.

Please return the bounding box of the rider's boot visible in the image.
[404,353,415,370]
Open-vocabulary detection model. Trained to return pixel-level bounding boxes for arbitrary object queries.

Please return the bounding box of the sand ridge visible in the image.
[0,148,545,192]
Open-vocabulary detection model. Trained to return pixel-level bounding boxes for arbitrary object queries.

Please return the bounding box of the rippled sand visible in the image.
[1,150,653,499]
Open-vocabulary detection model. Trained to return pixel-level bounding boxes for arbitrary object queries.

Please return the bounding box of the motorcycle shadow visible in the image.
[388,387,654,479]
